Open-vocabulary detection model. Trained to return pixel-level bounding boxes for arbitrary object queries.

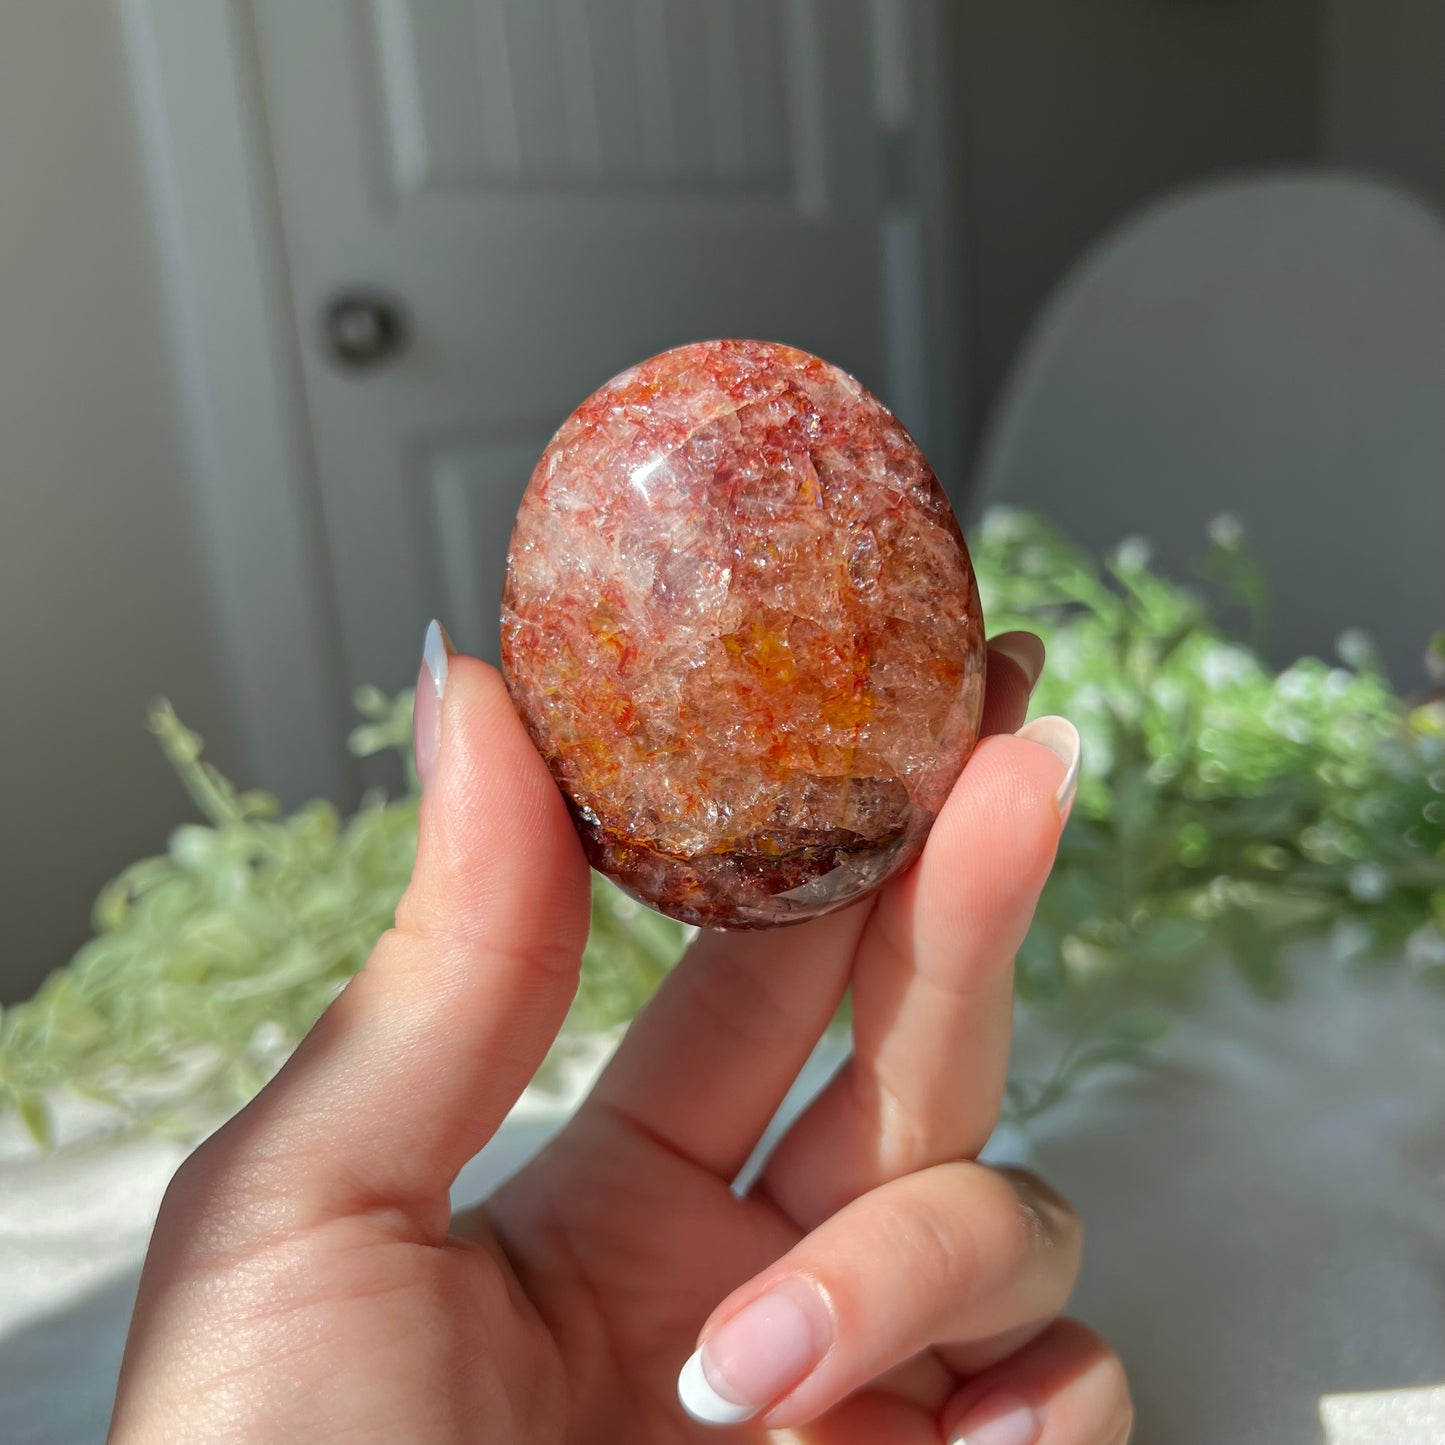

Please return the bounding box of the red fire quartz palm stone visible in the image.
[501,339,985,928]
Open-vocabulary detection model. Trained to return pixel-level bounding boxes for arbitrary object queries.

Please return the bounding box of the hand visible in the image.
[110,627,1131,1445]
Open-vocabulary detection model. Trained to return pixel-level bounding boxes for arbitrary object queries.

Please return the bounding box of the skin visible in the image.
[109,634,1132,1445]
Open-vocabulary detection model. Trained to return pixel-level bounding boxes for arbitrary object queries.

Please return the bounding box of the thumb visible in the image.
[204,623,590,1233]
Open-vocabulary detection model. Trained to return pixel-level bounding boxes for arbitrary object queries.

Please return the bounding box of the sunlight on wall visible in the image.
[1321,1384,1445,1444]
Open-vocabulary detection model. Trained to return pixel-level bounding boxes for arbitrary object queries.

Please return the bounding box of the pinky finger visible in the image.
[941,1320,1132,1445]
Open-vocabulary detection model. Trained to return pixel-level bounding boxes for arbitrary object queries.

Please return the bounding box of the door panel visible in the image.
[372,0,798,194]
[251,0,918,692]
[423,432,550,648]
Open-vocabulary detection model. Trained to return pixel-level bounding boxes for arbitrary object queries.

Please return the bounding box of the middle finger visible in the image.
[582,634,1051,1191]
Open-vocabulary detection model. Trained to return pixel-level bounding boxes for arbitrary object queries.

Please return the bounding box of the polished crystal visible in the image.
[502,340,985,928]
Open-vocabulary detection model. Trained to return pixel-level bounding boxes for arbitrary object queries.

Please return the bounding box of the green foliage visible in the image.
[976,510,1445,1110]
[0,695,686,1146]
[1,511,1441,1147]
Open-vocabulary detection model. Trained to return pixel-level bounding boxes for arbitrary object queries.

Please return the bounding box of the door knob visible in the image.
[322,289,408,370]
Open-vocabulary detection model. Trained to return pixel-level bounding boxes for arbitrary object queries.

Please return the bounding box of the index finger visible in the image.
[186,648,592,1236]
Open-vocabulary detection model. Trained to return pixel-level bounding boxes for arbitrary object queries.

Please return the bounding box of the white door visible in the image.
[249,0,949,694]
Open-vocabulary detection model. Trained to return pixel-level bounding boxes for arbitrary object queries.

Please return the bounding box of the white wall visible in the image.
[0,3,242,1001]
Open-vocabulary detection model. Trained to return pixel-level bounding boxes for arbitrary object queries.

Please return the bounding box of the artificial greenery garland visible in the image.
[1,512,1440,1146]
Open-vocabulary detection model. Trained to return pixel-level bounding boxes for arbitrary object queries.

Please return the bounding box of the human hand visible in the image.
[110,624,1130,1444]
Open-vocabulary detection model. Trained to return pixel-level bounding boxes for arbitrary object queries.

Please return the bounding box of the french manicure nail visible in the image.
[677,1281,831,1427]
[413,619,454,792]
[991,631,1046,695]
[1014,714,1081,816]
[948,1390,1043,1445]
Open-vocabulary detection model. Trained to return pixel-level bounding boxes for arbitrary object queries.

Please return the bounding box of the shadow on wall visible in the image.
[972,170,1445,689]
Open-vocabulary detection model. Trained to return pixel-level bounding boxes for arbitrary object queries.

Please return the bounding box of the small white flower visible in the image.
[1208,513,1245,548]
[1274,668,1316,702]
[1404,924,1445,973]
[1200,644,1254,690]
[1336,628,1375,670]
[1114,536,1153,572]
[1347,863,1389,903]
[979,507,1031,542]
[1153,678,1187,710]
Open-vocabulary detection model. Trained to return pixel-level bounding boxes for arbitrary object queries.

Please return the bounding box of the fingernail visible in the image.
[948,1390,1043,1445]
[1014,714,1081,816]
[677,1281,832,1427]
[991,631,1046,695]
[413,619,454,792]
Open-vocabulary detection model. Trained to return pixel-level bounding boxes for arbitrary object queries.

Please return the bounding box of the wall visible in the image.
[950,0,1445,466]
[1322,0,1445,214]
[0,3,241,1001]
[949,0,1323,449]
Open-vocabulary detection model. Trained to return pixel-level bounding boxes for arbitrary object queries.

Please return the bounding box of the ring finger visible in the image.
[756,715,1078,1228]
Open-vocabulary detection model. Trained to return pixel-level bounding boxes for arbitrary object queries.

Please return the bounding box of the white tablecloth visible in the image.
[2,957,1442,1443]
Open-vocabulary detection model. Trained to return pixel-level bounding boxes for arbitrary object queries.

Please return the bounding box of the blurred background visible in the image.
[2,0,1444,1007]
[3,8,1445,1443]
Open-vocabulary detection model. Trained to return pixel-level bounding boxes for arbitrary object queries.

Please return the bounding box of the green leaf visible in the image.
[16,1091,54,1148]
[1102,1012,1173,1048]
